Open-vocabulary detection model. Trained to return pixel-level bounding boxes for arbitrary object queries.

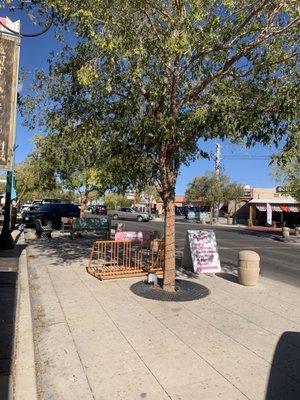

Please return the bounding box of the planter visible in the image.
[238,250,260,286]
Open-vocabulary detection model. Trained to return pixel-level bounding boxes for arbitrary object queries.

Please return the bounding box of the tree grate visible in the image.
[130,278,210,302]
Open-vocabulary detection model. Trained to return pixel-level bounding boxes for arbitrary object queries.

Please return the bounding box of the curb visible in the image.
[11,235,37,400]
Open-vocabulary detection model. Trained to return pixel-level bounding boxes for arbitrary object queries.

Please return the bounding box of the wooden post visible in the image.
[248,203,254,227]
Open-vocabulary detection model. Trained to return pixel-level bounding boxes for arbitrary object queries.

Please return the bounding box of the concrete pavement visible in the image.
[20,230,300,400]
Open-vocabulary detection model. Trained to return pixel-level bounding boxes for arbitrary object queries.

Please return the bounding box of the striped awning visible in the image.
[256,204,299,213]
[289,206,300,213]
[280,204,290,212]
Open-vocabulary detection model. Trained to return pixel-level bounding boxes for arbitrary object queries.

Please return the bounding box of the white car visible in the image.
[108,207,150,222]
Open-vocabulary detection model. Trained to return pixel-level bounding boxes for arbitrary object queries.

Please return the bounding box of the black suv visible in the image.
[22,203,80,228]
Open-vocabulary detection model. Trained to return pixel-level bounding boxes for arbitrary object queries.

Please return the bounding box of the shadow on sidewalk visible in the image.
[26,232,101,264]
[266,331,300,400]
[0,235,25,399]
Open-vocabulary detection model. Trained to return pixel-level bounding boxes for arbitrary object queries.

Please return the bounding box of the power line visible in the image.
[223,155,269,160]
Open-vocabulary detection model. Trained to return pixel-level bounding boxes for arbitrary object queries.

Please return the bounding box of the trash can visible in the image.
[238,250,260,286]
[282,227,290,240]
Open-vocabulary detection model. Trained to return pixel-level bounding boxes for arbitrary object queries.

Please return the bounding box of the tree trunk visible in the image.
[163,194,176,292]
[15,187,27,207]
[210,205,213,225]
[80,191,89,218]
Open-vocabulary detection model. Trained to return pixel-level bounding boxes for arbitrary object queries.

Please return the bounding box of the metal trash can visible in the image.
[238,250,260,286]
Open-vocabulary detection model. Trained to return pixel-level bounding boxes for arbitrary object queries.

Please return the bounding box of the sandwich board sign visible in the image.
[181,230,221,273]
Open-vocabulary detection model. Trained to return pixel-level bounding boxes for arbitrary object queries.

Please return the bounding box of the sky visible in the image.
[1,5,283,195]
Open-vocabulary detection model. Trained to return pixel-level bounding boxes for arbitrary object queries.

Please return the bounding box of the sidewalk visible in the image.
[23,231,300,400]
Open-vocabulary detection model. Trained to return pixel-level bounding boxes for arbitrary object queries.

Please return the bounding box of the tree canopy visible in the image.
[185,172,244,213]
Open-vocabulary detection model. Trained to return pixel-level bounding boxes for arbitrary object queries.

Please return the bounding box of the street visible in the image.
[113,218,300,288]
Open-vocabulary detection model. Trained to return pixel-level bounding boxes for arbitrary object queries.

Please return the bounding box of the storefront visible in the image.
[248,199,300,227]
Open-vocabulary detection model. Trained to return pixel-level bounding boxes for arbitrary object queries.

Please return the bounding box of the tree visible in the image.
[104,193,131,210]
[272,132,300,200]
[186,173,244,222]
[22,1,300,291]
[24,127,112,216]
[14,153,58,203]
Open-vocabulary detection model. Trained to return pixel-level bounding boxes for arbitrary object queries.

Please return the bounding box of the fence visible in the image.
[87,239,164,280]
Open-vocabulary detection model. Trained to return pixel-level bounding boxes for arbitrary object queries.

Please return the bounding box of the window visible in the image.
[38,205,52,212]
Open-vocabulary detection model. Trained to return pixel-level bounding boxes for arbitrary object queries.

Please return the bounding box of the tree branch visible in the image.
[141,8,162,42]
[180,13,300,106]
[144,1,172,20]
[179,1,270,77]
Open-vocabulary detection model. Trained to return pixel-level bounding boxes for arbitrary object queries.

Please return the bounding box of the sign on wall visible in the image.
[181,230,221,273]
[0,28,20,170]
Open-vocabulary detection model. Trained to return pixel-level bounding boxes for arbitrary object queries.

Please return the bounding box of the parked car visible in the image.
[20,202,33,214]
[91,205,107,215]
[108,207,150,222]
[41,198,68,204]
[22,203,80,228]
[21,202,41,216]
[175,206,189,216]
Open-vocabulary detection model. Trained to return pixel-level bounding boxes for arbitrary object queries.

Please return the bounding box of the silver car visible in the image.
[110,207,150,222]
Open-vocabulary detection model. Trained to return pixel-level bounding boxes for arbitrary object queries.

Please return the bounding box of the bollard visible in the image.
[227,215,233,225]
[295,226,300,238]
[237,250,260,286]
[282,227,290,240]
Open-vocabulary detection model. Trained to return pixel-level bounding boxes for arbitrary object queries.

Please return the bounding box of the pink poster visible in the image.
[115,231,151,242]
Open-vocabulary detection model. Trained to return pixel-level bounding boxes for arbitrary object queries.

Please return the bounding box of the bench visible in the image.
[70,217,110,239]
[35,219,52,238]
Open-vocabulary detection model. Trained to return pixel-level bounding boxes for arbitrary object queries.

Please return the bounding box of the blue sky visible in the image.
[2,7,281,195]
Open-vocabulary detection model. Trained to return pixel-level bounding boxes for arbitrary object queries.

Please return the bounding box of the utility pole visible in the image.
[214,143,221,223]
[215,143,221,177]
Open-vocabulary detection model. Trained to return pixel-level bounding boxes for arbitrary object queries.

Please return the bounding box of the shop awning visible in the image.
[256,204,299,213]
[256,205,266,212]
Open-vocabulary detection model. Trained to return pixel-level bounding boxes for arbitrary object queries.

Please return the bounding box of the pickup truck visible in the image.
[108,207,150,222]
